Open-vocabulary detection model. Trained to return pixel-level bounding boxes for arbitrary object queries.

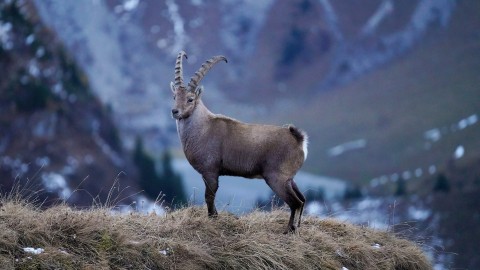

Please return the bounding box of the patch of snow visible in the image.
[414,168,423,178]
[28,61,40,77]
[467,114,478,125]
[35,156,51,167]
[189,17,203,28]
[165,0,187,55]
[330,197,389,230]
[428,165,436,175]
[156,38,168,49]
[379,175,388,184]
[453,145,464,159]
[42,172,72,200]
[318,0,343,42]
[424,128,441,142]
[328,139,367,157]
[0,21,12,47]
[306,201,324,215]
[25,34,35,45]
[123,0,139,11]
[190,0,202,6]
[159,247,172,255]
[402,170,412,180]
[372,243,381,249]
[137,196,165,215]
[408,206,430,221]
[35,47,45,58]
[357,197,382,211]
[425,114,477,146]
[115,196,165,215]
[342,266,349,270]
[458,114,477,130]
[23,247,44,255]
[361,0,394,36]
[0,156,29,177]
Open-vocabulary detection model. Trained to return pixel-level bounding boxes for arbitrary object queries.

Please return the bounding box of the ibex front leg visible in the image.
[202,174,219,217]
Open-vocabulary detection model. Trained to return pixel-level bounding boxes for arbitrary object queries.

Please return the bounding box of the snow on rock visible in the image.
[327,139,367,157]
[408,206,430,221]
[361,0,394,36]
[23,247,45,255]
[424,128,441,142]
[41,172,72,200]
[123,0,140,11]
[0,20,12,48]
[165,0,187,55]
[114,196,165,216]
[453,145,464,159]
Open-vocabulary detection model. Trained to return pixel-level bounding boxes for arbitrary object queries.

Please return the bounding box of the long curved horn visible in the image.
[174,51,188,87]
[188,55,227,92]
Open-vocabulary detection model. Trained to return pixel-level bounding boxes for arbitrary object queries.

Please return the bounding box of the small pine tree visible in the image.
[132,137,186,205]
[433,173,450,193]
[133,138,159,199]
[305,188,325,202]
[395,178,407,196]
[158,151,186,205]
[344,184,363,200]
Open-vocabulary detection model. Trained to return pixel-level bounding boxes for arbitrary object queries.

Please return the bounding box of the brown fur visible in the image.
[171,52,308,233]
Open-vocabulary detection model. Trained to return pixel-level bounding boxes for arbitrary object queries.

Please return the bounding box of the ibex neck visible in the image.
[176,100,212,147]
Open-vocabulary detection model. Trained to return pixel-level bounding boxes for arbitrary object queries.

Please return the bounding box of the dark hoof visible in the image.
[283,225,297,234]
[208,211,218,218]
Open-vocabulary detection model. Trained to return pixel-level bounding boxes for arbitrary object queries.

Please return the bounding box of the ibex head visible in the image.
[170,51,227,120]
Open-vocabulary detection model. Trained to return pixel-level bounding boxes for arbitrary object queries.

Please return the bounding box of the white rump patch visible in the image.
[302,133,309,161]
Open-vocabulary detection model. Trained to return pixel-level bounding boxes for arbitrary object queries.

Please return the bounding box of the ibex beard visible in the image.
[170,51,308,234]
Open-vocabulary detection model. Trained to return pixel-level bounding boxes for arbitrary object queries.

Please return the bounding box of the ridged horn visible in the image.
[188,55,227,92]
[174,51,188,87]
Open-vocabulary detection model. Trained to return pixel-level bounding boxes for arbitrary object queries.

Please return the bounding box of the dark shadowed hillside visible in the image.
[0,1,140,206]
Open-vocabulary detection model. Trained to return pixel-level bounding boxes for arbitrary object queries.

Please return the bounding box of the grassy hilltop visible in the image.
[1,197,431,269]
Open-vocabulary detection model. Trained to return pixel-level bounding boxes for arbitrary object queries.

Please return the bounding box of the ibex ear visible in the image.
[195,85,204,97]
[170,82,176,93]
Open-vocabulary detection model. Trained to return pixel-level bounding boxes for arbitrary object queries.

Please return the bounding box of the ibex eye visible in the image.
[187,98,194,103]
[173,95,176,100]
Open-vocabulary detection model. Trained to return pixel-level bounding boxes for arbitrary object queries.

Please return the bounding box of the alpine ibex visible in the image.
[170,51,308,233]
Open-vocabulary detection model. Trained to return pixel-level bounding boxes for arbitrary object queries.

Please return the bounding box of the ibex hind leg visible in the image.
[291,179,305,228]
[265,176,303,234]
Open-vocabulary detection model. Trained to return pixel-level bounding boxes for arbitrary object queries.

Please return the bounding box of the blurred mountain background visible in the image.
[1,0,479,268]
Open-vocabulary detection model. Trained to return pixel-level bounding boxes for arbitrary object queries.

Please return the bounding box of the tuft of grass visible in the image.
[0,197,431,269]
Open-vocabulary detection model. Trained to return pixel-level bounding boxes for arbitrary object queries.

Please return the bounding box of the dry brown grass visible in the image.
[0,196,431,270]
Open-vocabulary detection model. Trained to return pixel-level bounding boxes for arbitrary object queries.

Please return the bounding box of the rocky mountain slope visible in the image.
[31,0,460,157]
[0,1,140,206]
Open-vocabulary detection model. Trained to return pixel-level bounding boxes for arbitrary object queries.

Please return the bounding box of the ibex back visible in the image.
[170,51,308,233]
